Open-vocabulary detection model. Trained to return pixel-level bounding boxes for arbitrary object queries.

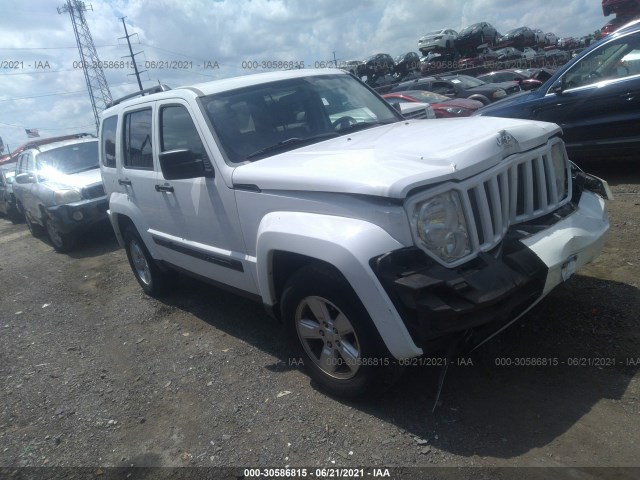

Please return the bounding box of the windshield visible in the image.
[446,75,486,88]
[35,141,99,175]
[460,24,480,35]
[202,74,401,163]
[405,91,450,103]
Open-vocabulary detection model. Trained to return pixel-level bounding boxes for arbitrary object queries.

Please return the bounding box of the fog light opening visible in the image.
[72,211,84,221]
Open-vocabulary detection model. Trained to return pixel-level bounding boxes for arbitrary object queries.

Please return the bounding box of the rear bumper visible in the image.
[371,191,608,351]
[46,197,109,235]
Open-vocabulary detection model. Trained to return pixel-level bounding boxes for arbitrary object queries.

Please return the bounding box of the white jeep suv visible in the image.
[99,69,610,398]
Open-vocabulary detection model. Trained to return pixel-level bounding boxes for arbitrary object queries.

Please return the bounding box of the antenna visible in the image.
[57,0,113,133]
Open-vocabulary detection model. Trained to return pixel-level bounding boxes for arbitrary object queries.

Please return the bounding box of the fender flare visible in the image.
[107,192,160,258]
[256,212,422,359]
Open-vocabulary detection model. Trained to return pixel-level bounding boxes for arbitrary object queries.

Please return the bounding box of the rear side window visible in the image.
[101,115,118,168]
[123,109,153,170]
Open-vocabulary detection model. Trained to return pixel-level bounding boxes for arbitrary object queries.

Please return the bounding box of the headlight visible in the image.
[53,189,82,204]
[492,89,507,99]
[412,191,471,263]
[550,142,569,200]
[444,107,465,115]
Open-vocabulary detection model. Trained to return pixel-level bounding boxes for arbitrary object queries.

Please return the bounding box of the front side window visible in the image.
[202,74,400,163]
[17,152,34,174]
[160,105,207,158]
[123,108,153,170]
[101,115,118,168]
[562,34,640,90]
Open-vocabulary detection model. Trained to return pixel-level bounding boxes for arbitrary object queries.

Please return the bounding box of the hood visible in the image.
[232,117,561,199]
[440,98,484,109]
[42,167,103,190]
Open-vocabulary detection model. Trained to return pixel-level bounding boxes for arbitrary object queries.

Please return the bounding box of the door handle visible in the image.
[155,184,174,193]
[118,179,132,186]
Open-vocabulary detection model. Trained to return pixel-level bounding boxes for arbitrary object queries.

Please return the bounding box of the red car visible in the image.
[601,15,639,35]
[382,90,483,118]
[602,0,639,16]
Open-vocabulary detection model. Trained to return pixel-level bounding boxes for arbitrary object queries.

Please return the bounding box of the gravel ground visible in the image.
[0,161,638,479]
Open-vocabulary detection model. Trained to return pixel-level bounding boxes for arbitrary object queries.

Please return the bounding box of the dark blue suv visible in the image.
[475,19,640,161]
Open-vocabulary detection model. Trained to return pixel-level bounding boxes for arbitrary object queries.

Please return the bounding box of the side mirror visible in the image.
[159,149,212,180]
[549,78,564,94]
[15,173,35,184]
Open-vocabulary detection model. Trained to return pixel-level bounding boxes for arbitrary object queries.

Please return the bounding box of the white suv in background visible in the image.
[99,69,610,399]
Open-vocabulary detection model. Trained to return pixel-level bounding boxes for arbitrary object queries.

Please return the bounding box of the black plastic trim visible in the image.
[370,233,551,350]
[152,236,244,272]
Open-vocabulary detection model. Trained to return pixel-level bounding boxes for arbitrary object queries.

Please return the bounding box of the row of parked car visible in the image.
[0,134,106,252]
[350,6,640,87]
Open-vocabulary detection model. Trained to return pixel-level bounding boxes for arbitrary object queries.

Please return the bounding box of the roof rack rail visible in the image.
[107,84,171,108]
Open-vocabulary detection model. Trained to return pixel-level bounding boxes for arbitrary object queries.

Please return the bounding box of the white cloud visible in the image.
[0,0,608,152]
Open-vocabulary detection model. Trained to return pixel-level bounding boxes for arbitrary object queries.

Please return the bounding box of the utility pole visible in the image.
[119,17,145,92]
[57,0,112,133]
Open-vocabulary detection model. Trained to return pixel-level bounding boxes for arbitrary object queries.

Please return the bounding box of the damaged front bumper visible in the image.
[46,196,109,235]
[371,183,609,352]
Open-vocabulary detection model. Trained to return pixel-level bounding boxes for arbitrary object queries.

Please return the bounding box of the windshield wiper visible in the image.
[70,165,99,173]
[335,120,393,135]
[246,132,339,160]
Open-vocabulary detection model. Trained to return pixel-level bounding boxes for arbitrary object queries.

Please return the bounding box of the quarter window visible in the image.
[123,109,153,170]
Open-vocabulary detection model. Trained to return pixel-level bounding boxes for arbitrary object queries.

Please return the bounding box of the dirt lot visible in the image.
[0,161,638,478]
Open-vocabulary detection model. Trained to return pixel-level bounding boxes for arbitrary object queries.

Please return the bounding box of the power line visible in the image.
[0,43,124,50]
[0,121,95,131]
[0,81,136,102]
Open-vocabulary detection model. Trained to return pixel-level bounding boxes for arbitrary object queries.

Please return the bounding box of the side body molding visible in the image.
[255,212,423,359]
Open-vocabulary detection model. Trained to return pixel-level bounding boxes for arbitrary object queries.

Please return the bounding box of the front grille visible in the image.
[462,139,570,252]
[403,108,429,120]
[82,183,105,199]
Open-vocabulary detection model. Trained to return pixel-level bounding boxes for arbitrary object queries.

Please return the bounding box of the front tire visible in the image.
[25,211,45,237]
[123,226,177,297]
[281,264,402,399]
[46,219,76,253]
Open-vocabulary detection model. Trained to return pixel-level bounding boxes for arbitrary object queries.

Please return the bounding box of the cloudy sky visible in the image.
[0,0,607,153]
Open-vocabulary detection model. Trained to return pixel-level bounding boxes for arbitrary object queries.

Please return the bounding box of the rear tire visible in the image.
[281,264,403,399]
[123,226,177,297]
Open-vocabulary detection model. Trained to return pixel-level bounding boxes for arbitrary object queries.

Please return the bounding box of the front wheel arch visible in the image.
[281,263,403,398]
[468,94,490,105]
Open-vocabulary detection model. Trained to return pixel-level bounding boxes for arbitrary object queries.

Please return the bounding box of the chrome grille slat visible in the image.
[544,153,559,205]
[456,139,570,256]
[534,155,547,213]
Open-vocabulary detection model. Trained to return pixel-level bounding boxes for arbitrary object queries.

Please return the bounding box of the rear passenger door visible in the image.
[119,106,160,236]
[151,100,254,293]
